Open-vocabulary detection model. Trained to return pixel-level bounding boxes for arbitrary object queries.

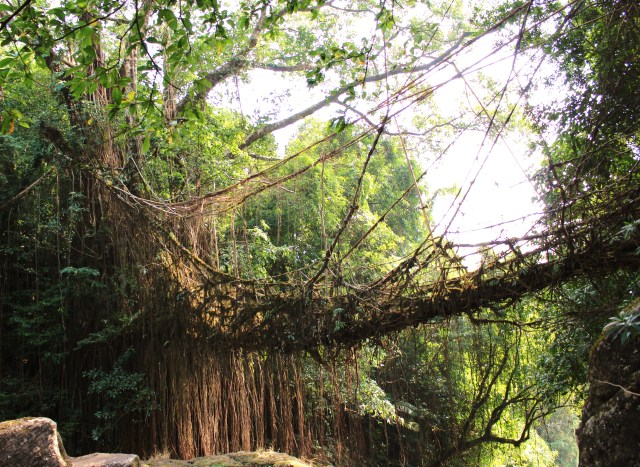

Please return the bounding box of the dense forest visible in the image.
[0,0,638,465]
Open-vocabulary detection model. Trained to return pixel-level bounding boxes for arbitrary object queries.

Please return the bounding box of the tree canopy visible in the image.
[0,0,639,463]
[2,0,635,343]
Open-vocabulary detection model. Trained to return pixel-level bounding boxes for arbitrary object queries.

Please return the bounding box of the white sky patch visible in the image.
[416,28,562,265]
[219,6,565,268]
[234,69,547,268]
[428,132,543,255]
[237,68,338,146]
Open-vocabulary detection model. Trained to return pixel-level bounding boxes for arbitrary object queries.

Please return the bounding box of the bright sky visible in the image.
[213,3,562,266]
[228,72,546,264]
[428,132,542,254]
[425,50,548,255]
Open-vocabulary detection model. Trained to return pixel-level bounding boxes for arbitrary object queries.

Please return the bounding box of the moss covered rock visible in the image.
[0,417,70,467]
[577,330,640,466]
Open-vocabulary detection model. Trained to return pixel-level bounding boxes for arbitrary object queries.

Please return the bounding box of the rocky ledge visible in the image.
[576,330,640,467]
[0,417,140,467]
[143,451,312,466]
[0,417,312,467]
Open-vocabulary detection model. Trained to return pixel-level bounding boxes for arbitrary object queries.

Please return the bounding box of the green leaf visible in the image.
[1,118,14,134]
[48,7,66,20]
[158,9,178,29]
[194,77,212,93]
[329,116,347,133]
[60,266,100,277]
[141,132,151,154]
[77,25,95,39]
[112,87,122,105]
[0,57,16,68]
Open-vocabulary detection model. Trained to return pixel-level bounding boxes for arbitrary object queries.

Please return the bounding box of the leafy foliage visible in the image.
[0,0,638,464]
[603,306,640,345]
[85,348,155,444]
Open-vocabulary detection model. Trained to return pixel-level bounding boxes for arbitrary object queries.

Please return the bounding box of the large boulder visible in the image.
[0,417,140,467]
[143,450,313,466]
[0,417,308,467]
[72,453,140,467]
[576,331,640,466]
[0,417,70,467]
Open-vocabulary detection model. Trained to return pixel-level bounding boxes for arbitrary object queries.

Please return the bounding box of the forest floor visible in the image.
[143,450,315,466]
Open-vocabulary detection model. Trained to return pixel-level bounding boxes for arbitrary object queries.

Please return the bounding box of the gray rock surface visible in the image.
[576,332,640,466]
[71,453,140,467]
[143,451,312,466]
[0,417,311,467]
[0,417,70,467]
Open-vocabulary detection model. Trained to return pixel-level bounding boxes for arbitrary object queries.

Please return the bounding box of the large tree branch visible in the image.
[175,3,323,114]
[253,62,316,72]
[175,5,272,114]
[239,32,474,148]
[177,2,527,145]
[176,56,251,114]
[240,92,342,148]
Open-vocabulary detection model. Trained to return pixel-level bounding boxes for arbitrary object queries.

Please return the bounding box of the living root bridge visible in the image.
[232,236,640,353]
[137,169,640,354]
[197,196,640,353]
